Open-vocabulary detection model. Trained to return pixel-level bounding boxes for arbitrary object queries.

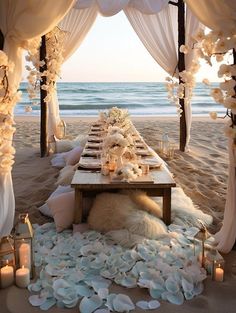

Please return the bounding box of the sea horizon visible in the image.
[16,81,225,117]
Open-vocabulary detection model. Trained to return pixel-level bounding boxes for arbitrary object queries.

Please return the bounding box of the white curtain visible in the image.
[186,0,236,253]
[75,0,169,16]
[125,5,200,150]
[0,0,74,237]
[48,6,98,139]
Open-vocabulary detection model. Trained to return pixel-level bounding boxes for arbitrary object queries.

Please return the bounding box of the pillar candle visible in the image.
[0,264,14,288]
[215,267,224,282]
[19,241,31,270]
[15,266,30,288]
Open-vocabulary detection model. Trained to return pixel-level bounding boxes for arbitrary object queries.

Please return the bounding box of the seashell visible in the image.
[91,277,112,292]
[165,277,180,293]
[105,294,116,311]
[113,294,135,312]
[28,281,42,292]
[136,301,149,310]
[29,295,47,307]
[149,287,165,299]
[97,288,109,299]
[166,291,184,305]
[148,300,161,309]
[79,295,103,313]
[182,277,194,292]
[119,275,137,288]
[76,284,94,297]
[40,298,56,311]
[184,291,194,300]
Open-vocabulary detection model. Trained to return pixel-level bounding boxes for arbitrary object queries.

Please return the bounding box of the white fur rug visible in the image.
[88,187,213,248]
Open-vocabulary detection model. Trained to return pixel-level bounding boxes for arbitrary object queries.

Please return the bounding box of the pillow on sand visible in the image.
[64,146,83,166]
[38,185,73,217]
[47,191,75,232]
[56,165,76,186]
[51,153,66,168]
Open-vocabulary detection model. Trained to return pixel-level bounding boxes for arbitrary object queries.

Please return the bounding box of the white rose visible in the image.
[223,97,236,109]
[179,44,190,54]
[202,78,211,86]
[209,111,218,120]
[218,64,232,78]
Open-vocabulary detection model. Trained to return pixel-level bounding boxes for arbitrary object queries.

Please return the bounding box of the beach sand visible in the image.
[1,115,236,313]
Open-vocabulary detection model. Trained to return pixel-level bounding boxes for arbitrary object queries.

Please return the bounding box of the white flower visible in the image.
[223,97,236,109]
[193,29,205,42]
[202,78,211,86]
[210,88,224,103]
[219,79,236,91]
[214,38,229,53]
[25,105,32,113]
[209,111,218,120]
[215,54,224,62]
[218,64,232,78]
[179,44,190,54]
[0,51,8,66]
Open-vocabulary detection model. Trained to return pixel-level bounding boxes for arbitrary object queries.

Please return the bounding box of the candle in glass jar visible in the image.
[215,266,224,282]
[19,241,31,270]
[15,266,30,288]
[0,263,14,288]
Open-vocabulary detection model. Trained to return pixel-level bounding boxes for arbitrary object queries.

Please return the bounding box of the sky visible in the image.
[23,11,220,82]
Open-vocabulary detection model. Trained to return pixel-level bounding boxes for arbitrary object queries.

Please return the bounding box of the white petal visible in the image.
[80,295,103,313]
[29,295,47,307]
[113,294,135,312]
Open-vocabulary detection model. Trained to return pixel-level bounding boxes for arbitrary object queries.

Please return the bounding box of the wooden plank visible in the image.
[0,29,4,50]
[178,0,187,152]
[163,188,171,225]
[39,35,48,157]
[74,189,83,224]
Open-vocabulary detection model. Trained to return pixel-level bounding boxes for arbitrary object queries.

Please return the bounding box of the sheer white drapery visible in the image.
[75,0,170,16]
[48,6,98,139]
[186,0,236,253]
[0,0,74,237]
[125,5,200,150]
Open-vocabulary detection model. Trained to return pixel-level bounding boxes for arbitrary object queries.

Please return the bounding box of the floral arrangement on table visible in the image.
[0,51,21,172]
[193,29,236,143]
[103,132,130,158]
[113,162,142,181]
[25,27,66,110]
[106,107,130,128]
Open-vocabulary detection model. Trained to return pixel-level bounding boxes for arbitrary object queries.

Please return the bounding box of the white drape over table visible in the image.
[48,6,98,139]
[0,0,74,237]
[186,0,236,253]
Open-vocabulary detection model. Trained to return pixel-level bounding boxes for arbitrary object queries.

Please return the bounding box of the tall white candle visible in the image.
[0,264,14,288]
[15,266,30,288]
[19,241,31,270]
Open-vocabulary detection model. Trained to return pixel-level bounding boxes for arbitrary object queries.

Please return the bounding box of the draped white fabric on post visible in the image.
[48,6,98,139]
[184,8,202,151]
[186,0,236,253]
[125,5,200,150]
[125,5,178,76]
[0,0,74,237]
[75,0,170,16]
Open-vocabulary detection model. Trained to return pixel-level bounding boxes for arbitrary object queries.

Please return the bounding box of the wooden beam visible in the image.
[39,35,48,157]
[178,0,187,152]
[0,29,4,50]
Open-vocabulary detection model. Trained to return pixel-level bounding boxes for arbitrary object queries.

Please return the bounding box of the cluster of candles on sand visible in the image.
[0,214,33,289]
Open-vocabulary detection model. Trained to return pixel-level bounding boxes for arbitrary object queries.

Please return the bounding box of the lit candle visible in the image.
[15,266,30,288]
[215,266,224,282]
[0,262,14,288]
[19,241,31,270]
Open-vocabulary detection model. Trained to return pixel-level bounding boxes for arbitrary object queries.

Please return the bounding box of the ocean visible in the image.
[15,82,225,117]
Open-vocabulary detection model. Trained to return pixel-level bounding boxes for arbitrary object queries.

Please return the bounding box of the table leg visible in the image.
[163,188,171,225]
[74,189,83,224]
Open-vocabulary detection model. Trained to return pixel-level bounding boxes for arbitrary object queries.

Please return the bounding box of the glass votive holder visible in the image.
[167,143,176,160]
[212,260,225,282]
[140,164,149,175]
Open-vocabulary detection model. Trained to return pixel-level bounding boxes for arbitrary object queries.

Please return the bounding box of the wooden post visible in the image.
[233,48,236,126]
[0,29,4,50]
[178,0,187,152]
[39,35,48,157]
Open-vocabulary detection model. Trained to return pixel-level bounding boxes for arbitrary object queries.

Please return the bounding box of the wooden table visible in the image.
[71,166,176,225]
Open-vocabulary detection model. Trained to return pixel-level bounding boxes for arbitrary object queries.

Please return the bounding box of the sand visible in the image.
[2,115,236,313]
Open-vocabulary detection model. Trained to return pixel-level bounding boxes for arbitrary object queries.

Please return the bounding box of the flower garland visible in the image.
[25,27,66,110]
[194,29,236,142]
[165,46,200,117]
[0,51,22,172]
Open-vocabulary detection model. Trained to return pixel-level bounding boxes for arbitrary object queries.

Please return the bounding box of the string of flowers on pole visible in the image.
[0,51,22,172]
[25,27,66,112]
